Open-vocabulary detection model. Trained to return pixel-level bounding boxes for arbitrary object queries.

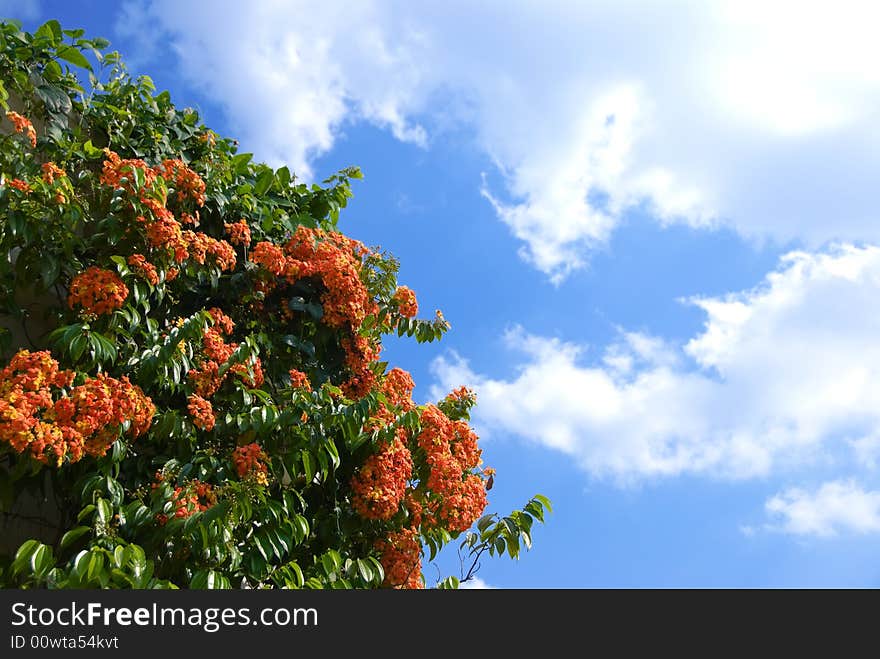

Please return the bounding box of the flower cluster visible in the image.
[232,442,269,486]
[381,368,415,411]
[288,369,310,390]
[160,159,206,206]
[6,178,31,193]
[0,351,154,466]
[187,308,263,400]
[98,152,235,277]
[187,394,215,431]
[99,150,158,193]
[413,404,487,533]
[156,478,217,524]
[182,230,237,271]
[224,220,251,247]
[127,254,159,285]
[376,528,422,589]
[340,334,380,399]
[6,111,36,147]
[392,286,418,318]
[351,430,413,521]
[250,227,381,397]
[68,267,129,316]
[41,162,66,184]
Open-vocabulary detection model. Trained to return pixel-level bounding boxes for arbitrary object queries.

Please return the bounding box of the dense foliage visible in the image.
[0,19,548,589]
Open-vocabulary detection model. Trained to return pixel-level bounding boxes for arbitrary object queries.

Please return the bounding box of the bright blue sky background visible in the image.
[11,1,880,587]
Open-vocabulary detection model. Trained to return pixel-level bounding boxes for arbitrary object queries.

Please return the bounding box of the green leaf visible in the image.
[82,139,103,159]
[35,20,62,45]
[60,526,91,550]
[356,558,373,583]
[106,476,124,506]
[30,544,54,578]
[96,498,112,524]
[40,257,60,289]
[254,169,274,196]
[12,540,40,576]
[253,533,272,562]
[532,494,553,513]
[34,83,72,117]
[56,45,93,71]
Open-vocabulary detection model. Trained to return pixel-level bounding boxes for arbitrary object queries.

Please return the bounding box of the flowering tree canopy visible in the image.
[0,19,549,589]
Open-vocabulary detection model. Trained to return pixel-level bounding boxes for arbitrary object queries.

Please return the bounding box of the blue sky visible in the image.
[11,0,880,587]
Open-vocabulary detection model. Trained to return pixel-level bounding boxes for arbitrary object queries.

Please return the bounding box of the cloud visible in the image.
[124,1,880,280]
[458,576,494,589]
[431,244,880,481]
[763,481,880,537]
[119,1,430,179]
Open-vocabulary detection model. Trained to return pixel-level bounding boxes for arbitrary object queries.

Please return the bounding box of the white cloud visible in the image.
[431,244,880,481]
[764,481,880,537]
[124,1,880,280]
[458,576,494,589]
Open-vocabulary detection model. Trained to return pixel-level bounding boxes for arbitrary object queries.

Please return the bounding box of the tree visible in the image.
[0,19,549,589]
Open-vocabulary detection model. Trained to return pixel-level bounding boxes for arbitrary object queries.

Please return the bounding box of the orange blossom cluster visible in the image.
[6,178,31,193]
[187,308,264,414]
[224,220,251,247]
[250,227,380,397]
[351,429,413,521]
[6,111,37,147]
[391,286,418,318]
[232,442,269,486]
[187,394,215,431]
[0,350,154,466]
[155,475,217,525]
[68,267,129,316]
[375,528,422,589]
[127,253,159,286]
[288,369,310,390]
[41,162,66,184]
[414,404,487,533]
[100,151,236,273]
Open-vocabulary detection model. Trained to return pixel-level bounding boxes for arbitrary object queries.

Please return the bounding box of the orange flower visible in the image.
[127,254,159,286]
[376,528,422,589]
[68,267,128,316]
[41,162,66,184]
[0,351,153,466]
[232,442,269,485]
[6,111,36,147]
[381,368,415,410]
[351,430,412,521]
[392,286,418,318]
[6,178,31,194]
[224,220,251,247]
[187,395,215,431]
[160,159,206,206]
[288,369,311,390]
